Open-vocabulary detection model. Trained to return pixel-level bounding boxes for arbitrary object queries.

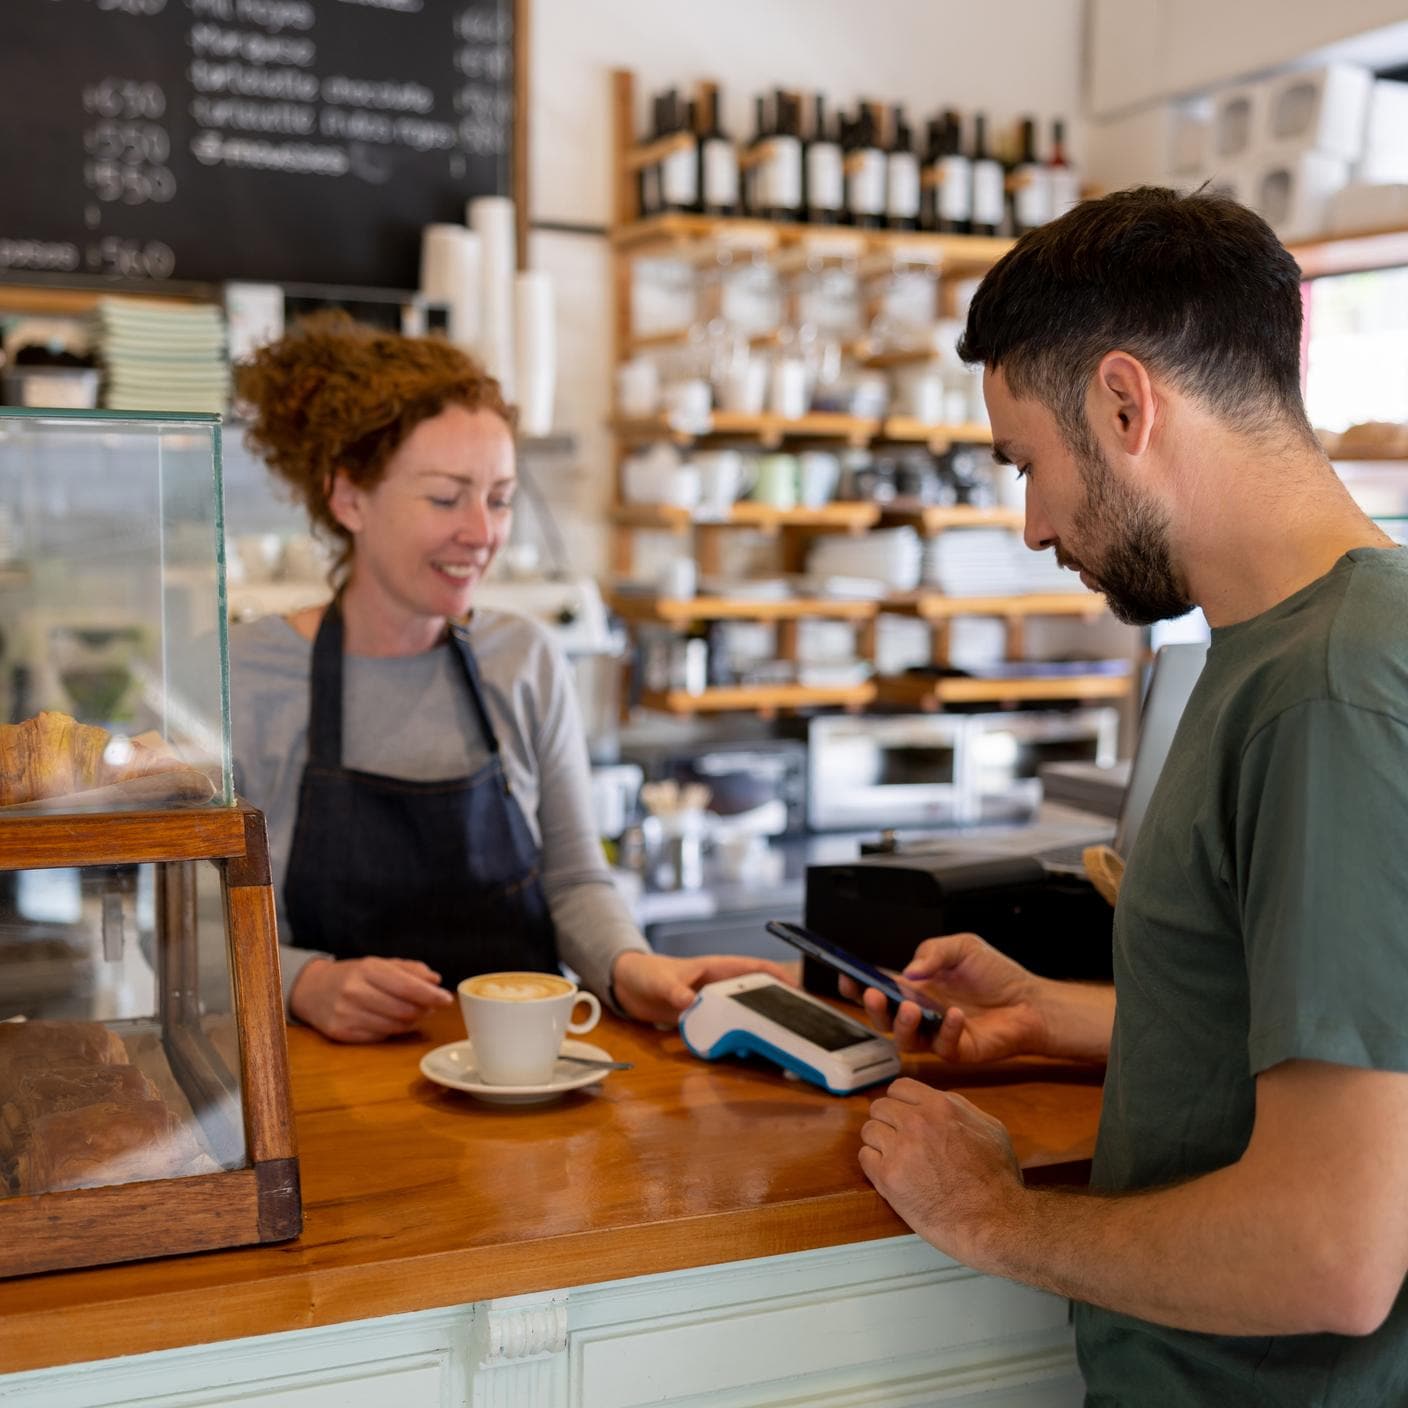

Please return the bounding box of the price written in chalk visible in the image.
[84,237,176,278]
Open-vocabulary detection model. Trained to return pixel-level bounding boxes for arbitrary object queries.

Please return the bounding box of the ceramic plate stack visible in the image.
[922,528,1026,595]
[94,299,228,414]
[807,527,922,593]
[1018,545,1090,594]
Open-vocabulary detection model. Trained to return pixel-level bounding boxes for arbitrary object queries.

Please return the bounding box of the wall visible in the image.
[1085,1,1408,191]
[525,0,1087,578]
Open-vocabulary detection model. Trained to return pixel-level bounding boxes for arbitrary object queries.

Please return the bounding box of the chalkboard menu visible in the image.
[0,0,517,290]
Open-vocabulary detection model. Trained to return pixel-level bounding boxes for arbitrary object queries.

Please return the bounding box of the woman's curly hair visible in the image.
[233,312,515,575]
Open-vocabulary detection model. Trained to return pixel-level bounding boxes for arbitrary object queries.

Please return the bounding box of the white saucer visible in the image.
[420,1038,614,1105]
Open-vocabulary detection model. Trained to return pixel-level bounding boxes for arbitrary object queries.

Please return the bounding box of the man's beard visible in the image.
[1068,439,1193,627]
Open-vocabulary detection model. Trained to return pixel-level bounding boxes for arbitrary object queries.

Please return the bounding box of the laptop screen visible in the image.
[1112,642,1209,858]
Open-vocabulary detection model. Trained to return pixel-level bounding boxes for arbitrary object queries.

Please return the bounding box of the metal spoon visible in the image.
[558,1054,634,1071]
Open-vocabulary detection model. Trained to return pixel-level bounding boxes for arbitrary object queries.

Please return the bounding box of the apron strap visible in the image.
[306,596,347,767]
[448,621,505,764]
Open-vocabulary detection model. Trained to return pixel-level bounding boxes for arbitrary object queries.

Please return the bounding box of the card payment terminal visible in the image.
[679,973,901,1094]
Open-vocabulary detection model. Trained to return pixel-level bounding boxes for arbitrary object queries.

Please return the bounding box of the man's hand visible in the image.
[860,1077,1025,1267]
[610,950,797,1026]
[290,955,454,1042]
[839,931,1051,1061]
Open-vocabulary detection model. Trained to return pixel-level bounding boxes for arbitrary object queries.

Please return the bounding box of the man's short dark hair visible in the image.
[957,186,1312,447]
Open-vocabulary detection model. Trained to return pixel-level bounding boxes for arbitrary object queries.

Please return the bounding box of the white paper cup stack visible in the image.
[469,196,517,398]
[514,271,556,437]
[418,224,482,353]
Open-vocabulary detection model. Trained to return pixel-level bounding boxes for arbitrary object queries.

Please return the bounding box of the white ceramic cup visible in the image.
[656,556,698,599]
[457,972,601,1086]
[662,378,713,433]
[797,451,841,509]
[693,450,754,519]
[716,358,768,414]
[616,357,660,418]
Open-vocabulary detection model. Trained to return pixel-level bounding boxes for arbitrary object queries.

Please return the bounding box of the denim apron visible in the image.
[282,599,560,991]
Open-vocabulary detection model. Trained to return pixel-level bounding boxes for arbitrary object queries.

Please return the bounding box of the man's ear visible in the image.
[327,470,364,535]
[1092,351,1157,457]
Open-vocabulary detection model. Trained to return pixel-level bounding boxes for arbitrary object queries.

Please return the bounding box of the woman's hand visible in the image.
[610,950,798,1027]
[839,932,1051,1064]
[290,955,454,1043]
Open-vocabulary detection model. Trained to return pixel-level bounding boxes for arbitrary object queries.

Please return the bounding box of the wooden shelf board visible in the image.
[609,501,880,531]
[640,683,876,714]
[725,500,881,530]
[612,413,991,451]
[611,215,1014,271]
[874,673,1133,708]
[1288,224,1408,279]
[624,132,695,172]
[879,418,993,447]
[882,590,1107,620]
[877,503,1024,534]
[607,591,878,624]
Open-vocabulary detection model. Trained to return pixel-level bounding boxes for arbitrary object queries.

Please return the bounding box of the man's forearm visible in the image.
[967,1164,1366,1337]
[1035,978,1115,1064]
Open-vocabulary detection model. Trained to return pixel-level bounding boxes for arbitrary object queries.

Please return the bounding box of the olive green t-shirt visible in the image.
[1075,547,1408,1408]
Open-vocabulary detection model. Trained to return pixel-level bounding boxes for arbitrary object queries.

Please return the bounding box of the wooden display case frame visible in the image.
[0,800,300,1278]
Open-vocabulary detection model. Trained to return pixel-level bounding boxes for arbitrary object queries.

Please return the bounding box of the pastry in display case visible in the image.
[0,407,300,1277]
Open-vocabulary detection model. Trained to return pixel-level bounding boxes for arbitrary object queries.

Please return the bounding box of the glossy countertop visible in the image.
[0,1001,1104,1375]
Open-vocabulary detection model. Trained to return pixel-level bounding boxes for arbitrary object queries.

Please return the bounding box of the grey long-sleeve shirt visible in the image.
[227,610,649,1007]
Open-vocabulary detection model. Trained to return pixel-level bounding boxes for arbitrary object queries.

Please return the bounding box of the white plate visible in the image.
[419,1038,614,1105]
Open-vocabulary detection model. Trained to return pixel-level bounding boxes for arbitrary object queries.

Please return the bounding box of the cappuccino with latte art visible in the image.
[463,972,573,1003]
[457,970,601,1085]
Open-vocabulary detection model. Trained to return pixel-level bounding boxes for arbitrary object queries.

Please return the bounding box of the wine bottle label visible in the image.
[1011,163,1052,228]
[845,150,886,215]
[770,134,803,209]
[806,142,844,212]
[662,143,698,207]
[703,139,738,208]
[1049,167,1081,218]
[887,152,921,219]
[972,159,1005,227]
[936,154,972,221]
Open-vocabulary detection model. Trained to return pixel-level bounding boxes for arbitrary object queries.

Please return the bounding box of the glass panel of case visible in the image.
[0,857,248,1198]
[0,407,231,813]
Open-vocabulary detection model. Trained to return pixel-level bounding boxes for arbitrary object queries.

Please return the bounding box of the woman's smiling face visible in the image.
[330,403,516,637]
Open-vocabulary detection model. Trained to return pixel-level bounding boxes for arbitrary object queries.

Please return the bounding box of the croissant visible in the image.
[0,711,214,808]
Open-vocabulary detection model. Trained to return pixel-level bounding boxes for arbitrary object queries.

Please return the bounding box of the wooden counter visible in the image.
[0,1004,1103,1376]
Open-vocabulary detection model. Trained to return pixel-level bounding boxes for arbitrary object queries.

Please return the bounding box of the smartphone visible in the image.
[765,920,944,1035]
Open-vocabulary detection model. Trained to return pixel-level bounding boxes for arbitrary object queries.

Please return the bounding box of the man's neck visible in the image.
[1175,440,1395,628]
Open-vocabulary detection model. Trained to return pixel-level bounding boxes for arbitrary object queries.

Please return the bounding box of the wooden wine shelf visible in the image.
[611,213,1014,275]
[610,501,881,533]
[876,502,1024,534]
[608,591,878,625]
[612,412,992,451]
[640,683,876,715]
[874,672,1133,711]
[882,589,1108,621]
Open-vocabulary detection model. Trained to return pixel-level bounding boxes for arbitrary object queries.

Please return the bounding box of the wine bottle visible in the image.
[698,85,739,218]
[638,92,664,218]
[769,89,804,223]
[744,94,771,219]
[845,104,887,230]
[1008,116,1051,235]
[934,112,973,235]
[886,104,922,231]
[1048,118,1081,219]
[658,90,699,214]
[805,94,844,225]
[969,111,1005,238]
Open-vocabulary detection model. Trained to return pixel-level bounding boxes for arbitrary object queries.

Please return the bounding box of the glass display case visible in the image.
[0,408,299,1278]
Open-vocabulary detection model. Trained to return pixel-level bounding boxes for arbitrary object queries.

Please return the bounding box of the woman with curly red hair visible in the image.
[231,314,786,1043]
